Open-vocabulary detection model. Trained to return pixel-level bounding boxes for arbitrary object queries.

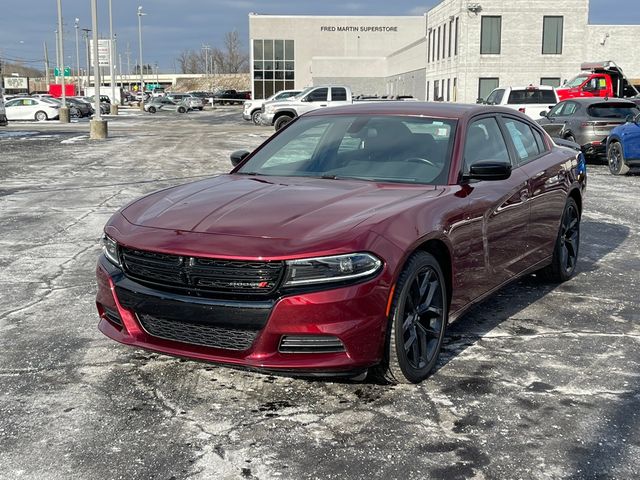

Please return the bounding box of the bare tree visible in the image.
[175,30,248,75]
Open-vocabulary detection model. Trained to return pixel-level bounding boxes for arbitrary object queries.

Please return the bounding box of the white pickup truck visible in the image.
[261,85,353,130]
[482,85,559,120]
[243,89,302,125]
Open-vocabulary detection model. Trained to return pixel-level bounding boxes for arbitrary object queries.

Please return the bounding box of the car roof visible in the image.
[560,97,636,105]
[305,101,526,121]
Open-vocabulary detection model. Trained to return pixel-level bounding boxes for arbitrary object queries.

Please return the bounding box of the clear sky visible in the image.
[0,0,638,73]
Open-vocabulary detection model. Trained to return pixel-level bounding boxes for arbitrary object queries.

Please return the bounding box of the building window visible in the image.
[540,77,561,87]
[454,17,459,55]
[448,18,453,57]
[542,16,563,54]
[437,26,441,60]
[442,24,446,59]
[434,80,440,101]
[426,81,430,101]
[427,30,431,63]
[253,39,295,99]
[447,78,451,101]
[453,77,457,102]
[478,77,499,102]
[480,16,501,54]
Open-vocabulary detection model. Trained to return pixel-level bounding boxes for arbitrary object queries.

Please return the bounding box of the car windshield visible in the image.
[237,115,457,185]
[564,75,589,88]
[587,103,639,118]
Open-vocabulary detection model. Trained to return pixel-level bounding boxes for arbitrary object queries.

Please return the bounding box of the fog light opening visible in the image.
[278,335,346,354]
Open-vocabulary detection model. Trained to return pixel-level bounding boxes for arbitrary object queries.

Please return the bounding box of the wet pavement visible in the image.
[0,108,639,480]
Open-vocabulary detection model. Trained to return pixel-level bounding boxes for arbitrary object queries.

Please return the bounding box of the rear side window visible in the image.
[507,89,557,104]
[331,88,347,101]
[463,117,510,172]
[587,103,639,119]
[503,118,542,165]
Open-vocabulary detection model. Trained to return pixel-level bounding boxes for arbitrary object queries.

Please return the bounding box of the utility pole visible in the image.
[108,0,118,114]
[44,41,51,88]
[54,30,60,83]
[202,44,210,76]
[125,42,131,90]
[56,0,69,122]
[118,53,123,88]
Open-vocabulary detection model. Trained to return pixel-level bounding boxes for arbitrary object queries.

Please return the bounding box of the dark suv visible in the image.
[212,90,245,105]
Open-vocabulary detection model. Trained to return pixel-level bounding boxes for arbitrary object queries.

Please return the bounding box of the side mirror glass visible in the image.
[230,150,250,167]
[467,161,512,181]
[540,110,548,118]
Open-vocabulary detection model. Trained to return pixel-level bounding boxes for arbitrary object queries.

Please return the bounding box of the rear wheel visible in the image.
[251,110,262,125]
[274,115,294,131]
[35,111,48,121]
[607,141,630,175]
[148,106,156,114]
[177,106,187,114]
[374,251,448,384]
[539,198,580,283]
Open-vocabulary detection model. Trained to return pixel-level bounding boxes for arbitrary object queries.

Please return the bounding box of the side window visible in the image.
[531,128,548,152]
[548,103,564,117]
[486,89,504,105]
[331,87,347,101]
[5,100,20,107]
[503,118,542,165]
[306,88,328,102]
[563,102,577,116]
[463,117,510,172]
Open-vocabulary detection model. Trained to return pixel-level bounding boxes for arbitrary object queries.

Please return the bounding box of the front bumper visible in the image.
[96,255,390,375]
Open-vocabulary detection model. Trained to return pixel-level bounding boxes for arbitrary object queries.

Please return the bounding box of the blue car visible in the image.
[607,112,640,175]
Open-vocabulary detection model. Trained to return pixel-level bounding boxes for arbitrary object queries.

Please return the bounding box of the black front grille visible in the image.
[138,313,258,351]
[120,247,284,295]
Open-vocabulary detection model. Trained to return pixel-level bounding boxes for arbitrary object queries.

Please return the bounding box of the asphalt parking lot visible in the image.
[1,107,639,480]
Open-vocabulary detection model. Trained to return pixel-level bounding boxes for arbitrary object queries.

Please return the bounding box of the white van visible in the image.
[0,89,8,126]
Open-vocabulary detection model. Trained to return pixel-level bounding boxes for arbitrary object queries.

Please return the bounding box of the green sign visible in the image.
[54,67,71,77]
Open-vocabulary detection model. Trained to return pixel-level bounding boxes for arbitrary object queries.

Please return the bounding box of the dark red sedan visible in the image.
[96,102,586,383]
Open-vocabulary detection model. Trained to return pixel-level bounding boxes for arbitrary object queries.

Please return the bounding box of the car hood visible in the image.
[120,174,438,241]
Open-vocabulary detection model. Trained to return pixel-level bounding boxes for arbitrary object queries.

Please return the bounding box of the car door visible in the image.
[539,102,571,138]
[457,115,531,301]
[4,99,23,120]
[622,116,640,160]
[299,87,328,115]
[500,115,567,267]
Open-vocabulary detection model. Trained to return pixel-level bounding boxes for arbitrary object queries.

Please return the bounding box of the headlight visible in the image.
[102,234,120,266]
[283,253,382,287]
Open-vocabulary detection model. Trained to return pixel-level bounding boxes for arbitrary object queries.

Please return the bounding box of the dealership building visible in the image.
[248,0,640,102]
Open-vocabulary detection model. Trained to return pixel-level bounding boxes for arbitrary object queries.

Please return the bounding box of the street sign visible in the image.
[54,67,71,77]
[3,77,28,89]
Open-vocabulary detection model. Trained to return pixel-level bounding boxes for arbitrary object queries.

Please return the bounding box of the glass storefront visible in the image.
[253,39,295,99]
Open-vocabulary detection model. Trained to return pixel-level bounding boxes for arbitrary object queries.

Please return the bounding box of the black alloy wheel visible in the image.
[607,141,630,175]
[539,197,580,283]
[375,251,448,384]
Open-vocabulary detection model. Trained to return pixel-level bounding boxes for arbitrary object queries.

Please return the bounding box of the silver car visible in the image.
[166,93,204,111]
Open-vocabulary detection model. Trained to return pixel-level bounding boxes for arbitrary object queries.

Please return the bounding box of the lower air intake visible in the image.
[138,313,258,351]
[279,335,346,354]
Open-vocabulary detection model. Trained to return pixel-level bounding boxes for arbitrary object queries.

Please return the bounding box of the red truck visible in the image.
[556,61,639,101]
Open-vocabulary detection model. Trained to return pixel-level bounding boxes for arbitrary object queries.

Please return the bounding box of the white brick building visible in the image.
[248,1,640,102]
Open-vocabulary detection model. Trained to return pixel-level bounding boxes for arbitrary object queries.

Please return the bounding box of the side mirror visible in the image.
[300,96,309,102]
[540,110,548,118]
[230,150,250,167]
[476,97,485,104]
[467,161,512,181]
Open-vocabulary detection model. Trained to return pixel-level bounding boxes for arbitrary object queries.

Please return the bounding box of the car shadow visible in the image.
[433,219,630,375]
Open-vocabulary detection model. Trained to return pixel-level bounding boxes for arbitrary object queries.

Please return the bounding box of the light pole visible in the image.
[74,18,81,95]
[154,61,159,86]
[56,0,69,122]
[54,30,59,83]
[90,0,107,138]
[137,5,146,109]
[82,28,91,94]
[108,0,118,114]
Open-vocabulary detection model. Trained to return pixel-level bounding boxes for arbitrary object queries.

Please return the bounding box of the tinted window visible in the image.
[463,117,510,171]
[306,88,328,102]
[587,103,639,119]
[5,100,20,107]
[507,89,557,104]
[549,102,577,117]
[331,88,347,101]
[532,128,547,152]
[503,118,541,164]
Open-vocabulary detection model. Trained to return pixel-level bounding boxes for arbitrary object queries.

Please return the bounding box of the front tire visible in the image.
[274,115,294,131]
[148,106,156,114]
[374,251,448,384]
[251,110,262,125]
[35,111,48,121]
[177,106,187,114]
[539,197,580,283]
[607,141,630,175]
